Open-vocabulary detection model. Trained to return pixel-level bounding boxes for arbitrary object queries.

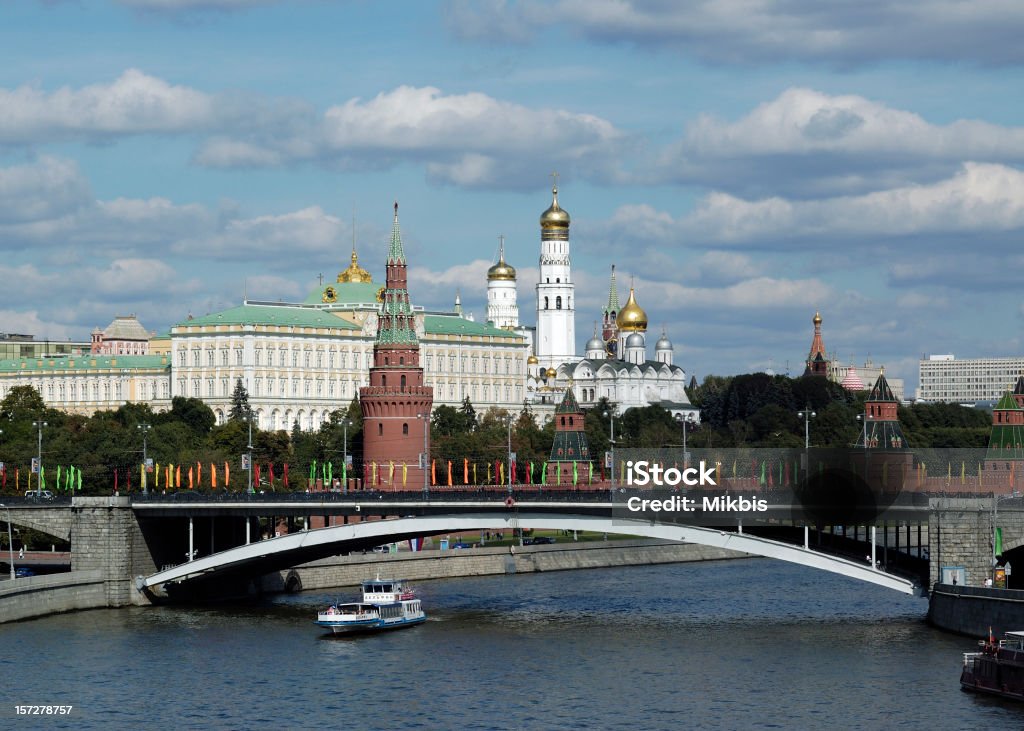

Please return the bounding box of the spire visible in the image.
[388,201,406,264]
[604,264,620,315]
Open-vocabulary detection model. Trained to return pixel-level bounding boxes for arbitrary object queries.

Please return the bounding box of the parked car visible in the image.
[451,542,472,549]
[24,489,55,501]
[15,568,35,578]
[371,545,390,554]
[531,536,556,545]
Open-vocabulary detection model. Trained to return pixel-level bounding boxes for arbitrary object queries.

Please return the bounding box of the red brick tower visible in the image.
[360,203,433,490]
[803,311,829,377]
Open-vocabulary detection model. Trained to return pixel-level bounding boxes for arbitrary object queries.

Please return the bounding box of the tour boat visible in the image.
[961,629,1024,700]
[315,577,425,635]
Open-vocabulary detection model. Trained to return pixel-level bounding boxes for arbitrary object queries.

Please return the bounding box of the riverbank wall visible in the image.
[0,570,106,624]
[928,583,1024,638]
[259,539,746,593]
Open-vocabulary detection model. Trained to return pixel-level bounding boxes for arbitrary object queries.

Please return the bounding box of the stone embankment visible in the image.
[260,539,746,593]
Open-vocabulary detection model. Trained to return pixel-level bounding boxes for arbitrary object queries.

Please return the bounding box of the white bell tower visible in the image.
[535,176,576,371]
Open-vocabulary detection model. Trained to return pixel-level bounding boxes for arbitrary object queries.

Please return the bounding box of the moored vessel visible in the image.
[961,629,1024,700]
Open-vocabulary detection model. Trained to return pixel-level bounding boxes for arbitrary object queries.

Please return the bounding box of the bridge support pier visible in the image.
[71,497,157,607]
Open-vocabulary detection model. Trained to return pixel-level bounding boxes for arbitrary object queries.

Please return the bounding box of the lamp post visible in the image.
[341,417,351,493]
[0,503,14,581]
[246,413,254,494]
[418,413,429,495]
[138,423,151,494]
[32,420,46,489]
[675,413,695,465]
[603,408,616,487]
[507,415,514,495]
[797,408,816,449]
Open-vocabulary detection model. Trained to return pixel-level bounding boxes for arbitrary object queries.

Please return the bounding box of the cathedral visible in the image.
[485,182,698,422]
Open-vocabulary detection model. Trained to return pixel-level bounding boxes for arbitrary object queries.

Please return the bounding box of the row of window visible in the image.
[0,378,169,404]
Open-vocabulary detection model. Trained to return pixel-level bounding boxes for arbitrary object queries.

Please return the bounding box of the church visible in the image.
[484,182,698,423]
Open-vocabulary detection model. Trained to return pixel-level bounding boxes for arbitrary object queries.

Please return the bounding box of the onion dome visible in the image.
[546,367,557,378]
[616,287,648,332]
[487,240,516,281]
[841,366,865,391]
[540,184,570,240]
[585,334,605,352]
[527,353,539,365]
[625,332,644,348]
[655,331,672,350]
[337,248,373,284]
[813,311,822,326]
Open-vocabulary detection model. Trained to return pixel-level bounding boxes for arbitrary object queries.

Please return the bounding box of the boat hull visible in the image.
[315,614,427,635]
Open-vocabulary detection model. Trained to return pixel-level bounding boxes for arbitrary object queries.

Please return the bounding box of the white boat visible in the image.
[315,577,426,635]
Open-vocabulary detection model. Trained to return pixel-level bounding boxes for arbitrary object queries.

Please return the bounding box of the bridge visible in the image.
[140,511,921,595]
[10,487,1014,614]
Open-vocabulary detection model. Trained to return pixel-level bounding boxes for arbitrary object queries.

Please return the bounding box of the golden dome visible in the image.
[540,184,570,239]
[616,287,648,332]
[527,354,539,365]
[813,311,822,326]
[337,248,373,284]
[487,240,517,281]
[546,367,557,378]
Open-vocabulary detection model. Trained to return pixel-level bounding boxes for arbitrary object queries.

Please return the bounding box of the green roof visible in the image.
[867,372,897,402]
[0,354,170,373]
[987,425,1024,460]
[176,305,360,330]
[423,315,524,339]
[302,281,381,306]
[555,387,581,414]
[996,392,1020,411]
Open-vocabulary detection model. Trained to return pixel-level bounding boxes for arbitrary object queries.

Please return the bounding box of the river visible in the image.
[1,559,1020,730]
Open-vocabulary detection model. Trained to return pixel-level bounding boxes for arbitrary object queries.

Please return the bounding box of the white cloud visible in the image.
[659,88,1024,196]
[447,0,1024,66]
[173,206,347,259]
[614,163,1024,249]
[0,69,217,143]
[0,156,92,223]
[198,85,626,187]
[117,0,282,9]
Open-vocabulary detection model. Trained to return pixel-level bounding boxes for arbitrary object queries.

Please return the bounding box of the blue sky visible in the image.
[3,0,1024,396]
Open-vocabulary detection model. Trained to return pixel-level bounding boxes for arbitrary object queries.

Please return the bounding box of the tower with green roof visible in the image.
[360,203,433,489]
[987,390,1024,461]
[855,369,908,449]
[546,385,591,485]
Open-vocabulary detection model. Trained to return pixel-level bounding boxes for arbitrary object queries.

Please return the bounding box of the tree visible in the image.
[228,378,252,422]
[459,397,478,431]
[0,385,46,422]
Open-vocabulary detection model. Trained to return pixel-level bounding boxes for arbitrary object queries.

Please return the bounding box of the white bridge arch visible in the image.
[142,513,921,595]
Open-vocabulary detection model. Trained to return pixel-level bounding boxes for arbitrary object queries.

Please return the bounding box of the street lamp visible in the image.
[341,417,351,493]
[603,408,616,487]
[138,423,151,494]
[856,413,875,448]
[0,503,14,581]
[675,413,695,465]
[245,413,254,494]
[418,413,429,495]
[797,408,816,449]
[506,414,514,495]
[32,420,47,489]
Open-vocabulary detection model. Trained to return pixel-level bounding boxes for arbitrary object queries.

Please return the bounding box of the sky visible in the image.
[2,0,1024,397]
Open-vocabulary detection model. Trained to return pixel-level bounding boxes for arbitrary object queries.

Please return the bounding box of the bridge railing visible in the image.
[0,496,73,507]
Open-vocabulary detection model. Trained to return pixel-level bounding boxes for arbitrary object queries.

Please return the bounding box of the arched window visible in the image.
[556,296,562,309]
[403,423,409,435]
[400,356,405,365]
[401,375,407,389]
[382,375,387,387]
[569,416,574,426]
[561,416,565,426]
[378,423,384,436]
[544,297,549,309]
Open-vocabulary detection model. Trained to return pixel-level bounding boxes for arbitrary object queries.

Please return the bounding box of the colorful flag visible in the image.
[211,463,217,488]
[473,463,478,485]
[588,462,593,484]
[390,461,396,485]
[573,461,578,485]
[197,462,202,487]
[541,462,547,485]
[430,460,436,485]
[155,464,160,488]
[176,465,181,488]
[447,460,452,486]
[996,527,1004,556]
[114,468,118,493]
[499,461,504,485]
[528,462,534,484]
[188,466,194,490]
[402,462,407,487]
[463,458,469,485]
